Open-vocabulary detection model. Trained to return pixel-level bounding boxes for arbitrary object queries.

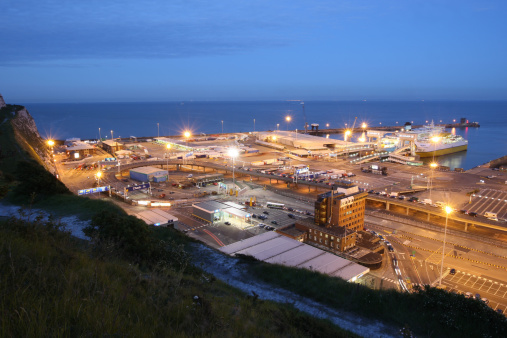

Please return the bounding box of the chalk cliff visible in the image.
[0,93,54,173]
[0,93,6,109]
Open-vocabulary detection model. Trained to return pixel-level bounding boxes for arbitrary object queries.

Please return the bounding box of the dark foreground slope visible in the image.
[0,215,356,337]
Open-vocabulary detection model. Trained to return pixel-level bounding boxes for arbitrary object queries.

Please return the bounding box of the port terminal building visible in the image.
[192,200,251,225]
[255,131,374,155]
[129,166,168,182]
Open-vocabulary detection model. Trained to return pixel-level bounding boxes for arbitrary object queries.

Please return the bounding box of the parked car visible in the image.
[263,211,269,215]
[224,221,231,226]
[258,223,266,228]
[469,212,478,217]
[450,268,456,275]
[271,220,278,225]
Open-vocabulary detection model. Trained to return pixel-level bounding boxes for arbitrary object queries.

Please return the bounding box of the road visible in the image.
[365,211,507,313]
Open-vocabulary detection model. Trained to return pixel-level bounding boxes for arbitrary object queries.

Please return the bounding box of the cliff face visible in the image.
[0,93,6,109]
[0,94,54,174]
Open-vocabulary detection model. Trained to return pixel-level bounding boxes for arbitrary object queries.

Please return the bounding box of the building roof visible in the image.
[67,143,94,151]
[297,219,353,237]
[130,166,168,175]
[223,207,250,218]
[103,140,123,147]
[277,224,306,238]
[135,209,178,225]
[193,201,229,213]
[222,201,246,210]
[220,232,369,282]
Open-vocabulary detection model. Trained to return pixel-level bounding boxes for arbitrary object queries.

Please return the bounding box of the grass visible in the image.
[246,261,507,338]
[0,216,358,337]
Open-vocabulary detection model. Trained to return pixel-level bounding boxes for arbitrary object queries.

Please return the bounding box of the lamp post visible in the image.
[228,148,239,193]
[183,131,191,164]
[96,171,102,188]
[111,130,114,141]
[277,123,279,131]
[166,143,171,183]
[157,123,159,138]
[221,120,224,134]
[344,130,351,159]
[439,205,453,287]
[286,116,291,131]
[429,162,438,201]
[253,118,255,132]
[98,127,101,142]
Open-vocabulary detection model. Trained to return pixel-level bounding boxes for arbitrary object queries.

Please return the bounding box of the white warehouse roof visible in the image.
[220,232,369,282]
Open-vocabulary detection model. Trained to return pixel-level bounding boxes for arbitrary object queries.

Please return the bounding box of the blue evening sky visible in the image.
[1,0,506,102]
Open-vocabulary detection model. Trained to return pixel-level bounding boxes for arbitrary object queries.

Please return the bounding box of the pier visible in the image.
[306,121,480,136]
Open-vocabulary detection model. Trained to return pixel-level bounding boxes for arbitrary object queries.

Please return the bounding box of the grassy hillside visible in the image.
[0,215,356,337]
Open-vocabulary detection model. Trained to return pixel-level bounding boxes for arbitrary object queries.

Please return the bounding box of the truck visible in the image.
[422,198,432,205]
[485,212,498,221]
[389,192,399,198]
[263,159,276,165]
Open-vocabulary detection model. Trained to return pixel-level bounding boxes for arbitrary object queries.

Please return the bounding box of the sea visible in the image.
[22,100,507,170]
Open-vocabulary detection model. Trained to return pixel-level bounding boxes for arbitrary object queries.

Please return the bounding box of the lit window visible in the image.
[325,234,328,238]
[331,236,334,240]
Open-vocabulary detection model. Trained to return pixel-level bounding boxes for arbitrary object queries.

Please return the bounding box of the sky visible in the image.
[1,0,506,102]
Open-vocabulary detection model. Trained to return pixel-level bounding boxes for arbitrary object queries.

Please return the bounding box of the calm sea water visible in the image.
[22,100,507,170]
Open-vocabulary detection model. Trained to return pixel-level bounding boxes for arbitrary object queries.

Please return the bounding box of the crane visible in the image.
[350,116,358,132]
[301,101,308,134]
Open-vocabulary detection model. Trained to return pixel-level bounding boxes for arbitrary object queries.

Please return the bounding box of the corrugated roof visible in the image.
[220,232,369,282]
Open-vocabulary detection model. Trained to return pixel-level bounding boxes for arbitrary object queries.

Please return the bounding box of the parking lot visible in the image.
[442,270,507,313]
[467,189,507,220]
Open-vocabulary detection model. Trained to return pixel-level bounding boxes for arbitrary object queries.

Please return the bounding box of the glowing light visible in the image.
[358,137,366,142]
[184,131,191,138]
[445,206,452,214]
[228,148,239,158]
[345,130,351,136]
[361,123,367,129]
[96,171,102,179]
[166,143,171,150]
[272,136,277,141]
[430,162,438,168]
[47,140,55,147]
[286,116,291,122]
[431,136,441,143]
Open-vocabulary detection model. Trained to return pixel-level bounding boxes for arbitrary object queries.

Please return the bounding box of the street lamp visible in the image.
[253,118,255,132]
[157,122,159,138]
[277,123,279,131]
[111,130,114,142]
[429,162,438,200]
[96,171,102,187]
[221,120,224,134]
[344,129,351,141]
[228,148,239,192]
[286,116,291,131]
[439,205,453,287]
[98,127,101,141]
[166,143,171,183]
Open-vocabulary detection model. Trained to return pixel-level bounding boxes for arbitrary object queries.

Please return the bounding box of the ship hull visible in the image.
[416,144,468,157]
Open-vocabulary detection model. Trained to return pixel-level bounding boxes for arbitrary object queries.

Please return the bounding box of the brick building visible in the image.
[314,181,368,232]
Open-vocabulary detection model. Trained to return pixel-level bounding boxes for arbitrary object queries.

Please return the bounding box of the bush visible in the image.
[13,160,71,200]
